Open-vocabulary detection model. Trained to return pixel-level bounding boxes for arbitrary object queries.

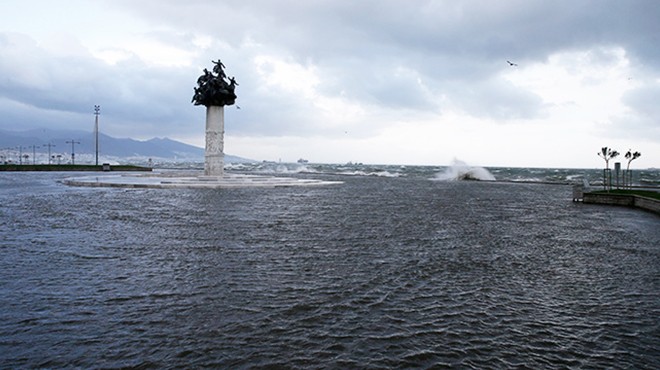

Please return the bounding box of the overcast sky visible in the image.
[1,0,659,168]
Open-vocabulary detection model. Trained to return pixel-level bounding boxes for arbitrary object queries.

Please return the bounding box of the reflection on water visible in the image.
[1,170,659,368]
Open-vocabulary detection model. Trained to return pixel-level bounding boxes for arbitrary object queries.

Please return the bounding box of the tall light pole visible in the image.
[18,146,26,165]
[45,143,56,164]
[94,105,100,166]
[66,140,80,165]
[30,145,39,164]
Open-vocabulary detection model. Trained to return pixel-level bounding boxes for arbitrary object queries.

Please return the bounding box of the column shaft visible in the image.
[205,106,224,176]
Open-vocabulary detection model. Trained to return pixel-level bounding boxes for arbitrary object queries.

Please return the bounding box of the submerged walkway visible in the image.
[62,171,342,189]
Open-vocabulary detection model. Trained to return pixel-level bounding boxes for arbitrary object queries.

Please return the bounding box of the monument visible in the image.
[62,58,342,188]
[192,59,238,176]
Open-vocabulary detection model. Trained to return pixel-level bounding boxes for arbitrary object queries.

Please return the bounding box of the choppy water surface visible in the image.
[1,169,659,369]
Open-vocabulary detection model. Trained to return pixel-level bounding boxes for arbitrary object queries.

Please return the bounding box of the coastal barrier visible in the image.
[582,192,660,215]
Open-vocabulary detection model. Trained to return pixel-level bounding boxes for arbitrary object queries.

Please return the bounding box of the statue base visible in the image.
[62,172,343,189]
[205,105,224,176]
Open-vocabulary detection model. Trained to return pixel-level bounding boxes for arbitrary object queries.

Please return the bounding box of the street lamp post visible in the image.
[94,105,100,166]
[66,140,80,165]
[30,145,40,165]
[45,143,56,164]
[18,146,26,165]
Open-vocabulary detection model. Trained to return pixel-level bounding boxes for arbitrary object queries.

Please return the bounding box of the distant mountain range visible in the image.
[0,128,254,164]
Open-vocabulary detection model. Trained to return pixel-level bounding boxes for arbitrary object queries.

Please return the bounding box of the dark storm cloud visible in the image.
[0,31,200,137]
[115,0,659,123]
[0,32,99,128]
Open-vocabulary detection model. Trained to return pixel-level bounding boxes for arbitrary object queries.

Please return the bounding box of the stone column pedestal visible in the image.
[205,105,224,176]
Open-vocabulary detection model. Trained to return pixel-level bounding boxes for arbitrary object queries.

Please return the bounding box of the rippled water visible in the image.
[225,161,660,186]
[1,170,659,369]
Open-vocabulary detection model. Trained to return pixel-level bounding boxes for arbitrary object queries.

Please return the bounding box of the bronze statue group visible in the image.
[192,59,238,107]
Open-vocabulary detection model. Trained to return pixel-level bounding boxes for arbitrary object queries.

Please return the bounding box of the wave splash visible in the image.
[433,159,496,181]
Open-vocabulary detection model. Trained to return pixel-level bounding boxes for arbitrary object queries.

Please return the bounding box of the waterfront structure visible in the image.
[192,59,238,177]
[94,105,100,166]
[62,59,341,188]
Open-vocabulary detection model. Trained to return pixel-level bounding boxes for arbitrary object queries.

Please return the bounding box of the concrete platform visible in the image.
[62,171,343,189]
[582,191,660,215]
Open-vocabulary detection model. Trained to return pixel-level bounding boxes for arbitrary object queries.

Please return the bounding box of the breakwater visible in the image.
[583,192,660,215]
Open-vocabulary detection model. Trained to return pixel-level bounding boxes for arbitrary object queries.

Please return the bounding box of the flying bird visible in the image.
[236,105,241,109]
[507,60,518,67]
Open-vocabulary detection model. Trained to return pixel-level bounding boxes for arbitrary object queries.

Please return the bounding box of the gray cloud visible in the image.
[623,84,660,119]
[616,83,660,140]
[1,0,659,151]
[0,31,201,137]
[448,78,545,120]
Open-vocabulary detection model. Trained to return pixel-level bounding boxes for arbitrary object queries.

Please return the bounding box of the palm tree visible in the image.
[597,147,619,190]
[624,150,641,188]
[597,147,619,169]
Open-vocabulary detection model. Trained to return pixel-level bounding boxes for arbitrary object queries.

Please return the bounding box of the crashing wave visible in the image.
[433,159,496,181]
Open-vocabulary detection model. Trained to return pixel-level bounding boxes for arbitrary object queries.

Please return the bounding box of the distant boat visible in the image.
[297,158,309,164]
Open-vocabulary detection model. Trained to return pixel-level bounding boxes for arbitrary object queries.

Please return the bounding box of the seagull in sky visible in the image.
[236,105,241,109]
[507,60,518,67]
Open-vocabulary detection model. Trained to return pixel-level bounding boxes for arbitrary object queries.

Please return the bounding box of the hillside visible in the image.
[0,128,254,164]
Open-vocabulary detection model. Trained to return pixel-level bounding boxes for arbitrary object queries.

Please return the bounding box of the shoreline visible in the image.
[0,164,152,172]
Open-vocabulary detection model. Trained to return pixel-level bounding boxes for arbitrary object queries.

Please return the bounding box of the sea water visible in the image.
[1,166,659,368]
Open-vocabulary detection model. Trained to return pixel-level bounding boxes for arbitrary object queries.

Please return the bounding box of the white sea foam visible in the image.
[336,170,401,177]
[225,163,249,170]
[566,174,583,181]
[370,171,400,177]
[433,159,496,181]
[252,163,318,174]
